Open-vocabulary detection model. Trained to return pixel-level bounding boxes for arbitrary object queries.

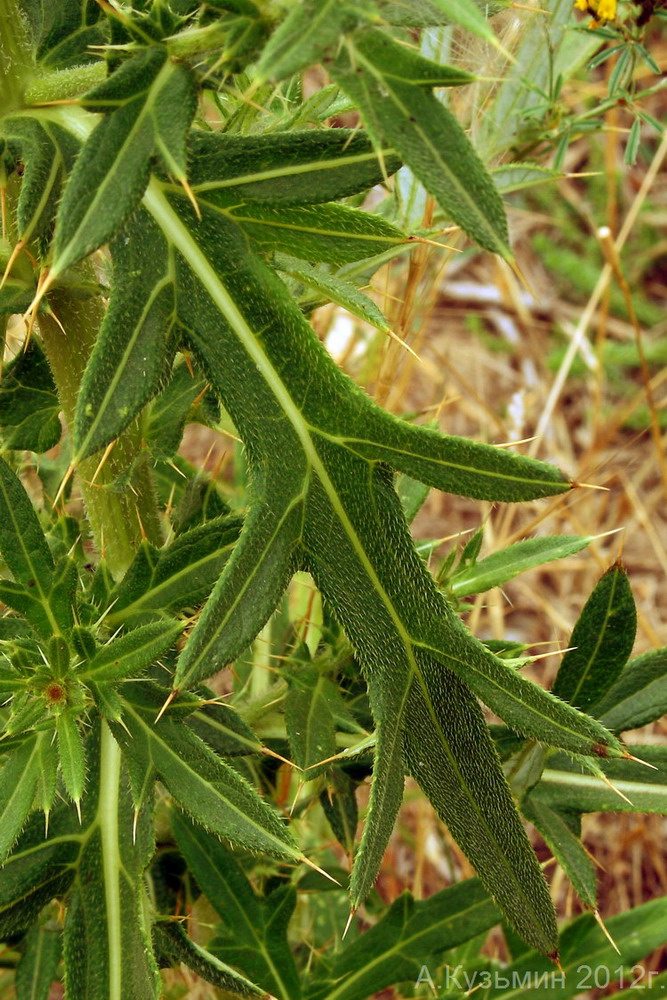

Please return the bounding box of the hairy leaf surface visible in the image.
[68,162,625,950]
[552,564,636,712]
[172,813,301,1000]
[331,29,510,256]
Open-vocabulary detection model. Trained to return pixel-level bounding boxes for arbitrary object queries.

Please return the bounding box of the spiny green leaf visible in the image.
[55,710,86,805]
[188,128,401,205]
[145,358,209,461]
[215,200,406,267]
[15,922,62,1000]
[72,222,178,461]
[77,620,183,683]
[320,771,359,854]
[75,172,617,953]
[113,687,301,861]
[172,812,302,1000]
[254,0,367,82]
[529,746,667,815]
[332,29,511,257]
[591,646,667,732]
[0,733,44,861]
[51,46,196,277]
[22,0,107,69]
[107,515,243,627]
[337,25,477,87]
[427,0,503,47]
[0,456,54,588]
[594,647,667,732]
[449,535,594,597]
[277,255,392,333]
[552,564,637,712]
[521,798,597,909]
[34,735,59,819]
[285,666,338,776]
[187,698,261,758]
[317,880,499,1000]
[474,895,667,1000]
[0,808,79,938]
[153,921,267,999]
[0,115,79,249]
[402,664,558,955]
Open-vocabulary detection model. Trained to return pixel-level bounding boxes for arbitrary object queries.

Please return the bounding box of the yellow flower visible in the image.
[573,0,617,21]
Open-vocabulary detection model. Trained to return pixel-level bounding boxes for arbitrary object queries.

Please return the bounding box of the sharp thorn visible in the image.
[52,461,77,510]
[594,909,621,955]
[342,907,356,940]
[90,439,117,486]
[75,799,82,823]
[0,239,25,291]
[155,688,178,724]
[599,772,633,806]
[261,745,301,769]
[299,855,341,886]
[622,750,658,770]
[180,176,202,221]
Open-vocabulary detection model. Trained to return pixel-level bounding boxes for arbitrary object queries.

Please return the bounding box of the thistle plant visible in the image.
[0,1,666,998]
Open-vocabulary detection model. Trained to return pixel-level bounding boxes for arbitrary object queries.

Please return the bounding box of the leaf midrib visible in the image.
[125,699,300,859]
[326,893,495,1000]
[54,58,179,276]
[191,146,397,194]
[341,39,507,257]
[143,181,423,690]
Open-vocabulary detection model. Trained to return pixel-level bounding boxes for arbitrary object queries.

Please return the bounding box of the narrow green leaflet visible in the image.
[112,685,301,860]
[320,771,359,854]
[311,880,499,1000]
[0,809,79,939]
[552,564,637,712]
[186,698,261,757]
[106,515,243,626]
[474,895,667,1000]
[427,0,503,48]
[285,666,338,776]
[331,29,511,257]
[19,0,107,69]
[145,359,209,461]
[521,798,597,909]
[0,733,44,861]
[0,457,54,588]
[254,0,365,82]
[72,219,178,461]
[0,115,79,250]
[188,129,402,205]
[55,710,86,805]
[63,724,160,1000]
[153,922,267,999]
[592,647,667,732]
[15,923,62,1000]
[277,255,393,333]
[449,535,594,597]
[172,812,301,1000]
[214,201,406,267]
[50,47,196,278]
[77,620,183,683]
[528,746,667,815]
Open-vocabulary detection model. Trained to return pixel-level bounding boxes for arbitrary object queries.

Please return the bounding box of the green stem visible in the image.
[39,286,162,579]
